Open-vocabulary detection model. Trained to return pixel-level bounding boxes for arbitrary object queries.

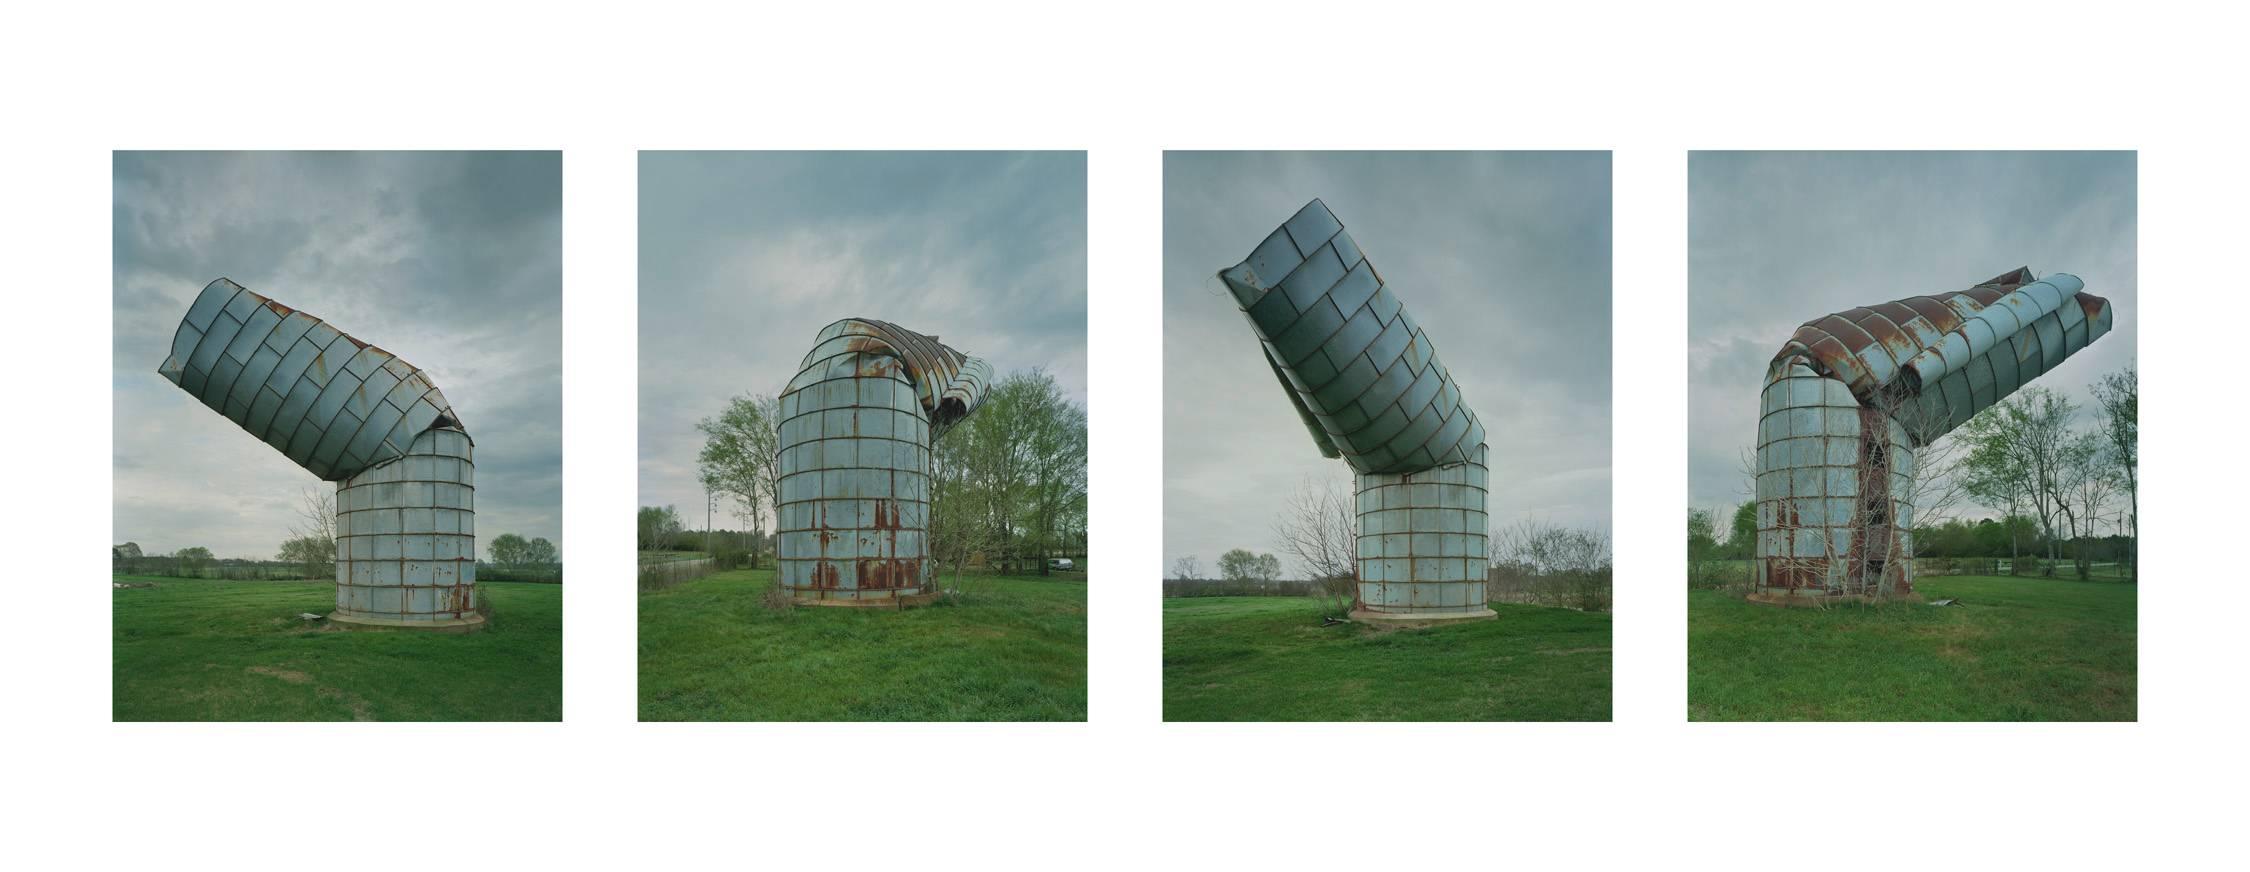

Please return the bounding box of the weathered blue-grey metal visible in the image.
[774,318,992,605]
[1220,199,1493,622]
[1752,268,2112,604]
[159,278,482,630]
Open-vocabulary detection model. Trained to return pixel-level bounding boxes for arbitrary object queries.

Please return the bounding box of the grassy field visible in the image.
[1163,596,1612,721]
[1689,575,2136,721]
[639,569,1087,721]
[112,576,562,721]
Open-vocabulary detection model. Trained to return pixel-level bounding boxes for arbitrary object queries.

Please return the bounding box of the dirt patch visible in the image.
[246,666,375,720]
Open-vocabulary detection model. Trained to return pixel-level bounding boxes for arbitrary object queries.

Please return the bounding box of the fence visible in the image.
[114,557,565,584]
[1913,557,2132,580]
[1161,578,1324,598]
[639,557,719,592]
[113,557,319,580]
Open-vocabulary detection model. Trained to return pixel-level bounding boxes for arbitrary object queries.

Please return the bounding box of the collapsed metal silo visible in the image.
[774,318,992,605]
[1752,267,2112,604]
[158,278,482,630]
[1218,199,1494,623]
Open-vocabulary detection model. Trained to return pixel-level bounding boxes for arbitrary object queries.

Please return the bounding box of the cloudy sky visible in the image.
[1688,151,2138,519]
[638,151,1087,520]
[113,151,564,559]
[1163,152,1613,576]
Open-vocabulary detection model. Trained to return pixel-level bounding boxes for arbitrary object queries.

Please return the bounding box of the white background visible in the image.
[4,2,2243,869]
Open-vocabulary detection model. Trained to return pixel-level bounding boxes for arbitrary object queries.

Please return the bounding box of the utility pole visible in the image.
[705,487,713,556]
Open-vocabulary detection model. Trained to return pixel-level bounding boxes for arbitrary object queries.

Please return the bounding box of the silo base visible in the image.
[789,591,940,609]
[1349,607,1497,625]
[327,611,488,633]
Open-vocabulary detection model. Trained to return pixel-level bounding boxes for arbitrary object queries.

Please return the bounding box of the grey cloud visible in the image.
[112,151,563,558]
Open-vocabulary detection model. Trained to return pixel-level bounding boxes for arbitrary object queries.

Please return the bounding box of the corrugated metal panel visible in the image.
[774,319,987,604]
[1219,200,1492,619]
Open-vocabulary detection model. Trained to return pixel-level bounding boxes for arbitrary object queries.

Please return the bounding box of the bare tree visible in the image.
[2091,366,2137,578]
[1493,520,1613,610]
[1168,555,1202,582]
[283,484,337,578]
[2053,430,2117,580]
[1273,474,1357,584]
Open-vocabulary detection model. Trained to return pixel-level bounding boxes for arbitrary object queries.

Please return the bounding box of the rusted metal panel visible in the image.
[774,318,989,604]
[1219,199,1491,619]
[158,278,480,628]
[1753,268,2111,600]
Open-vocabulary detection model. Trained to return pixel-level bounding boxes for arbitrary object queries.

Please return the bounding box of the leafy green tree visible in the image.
[489,533,531,567]
[1687,508,1719,586]
[637,506,682,551]
[524,537,559,565]
[696,394,781,568]
[276,534,335,579]
[1727,501,1757,559]
[1218,548,1279,582]
[173,546,214,578]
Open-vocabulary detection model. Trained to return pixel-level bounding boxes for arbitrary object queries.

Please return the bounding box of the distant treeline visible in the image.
[113,556,564,584]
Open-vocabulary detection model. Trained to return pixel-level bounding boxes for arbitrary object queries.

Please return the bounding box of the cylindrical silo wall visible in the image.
[1752,366,1916,600]
[774,353,934,603]
[333,426,480,625]
[1353,443,1491,616]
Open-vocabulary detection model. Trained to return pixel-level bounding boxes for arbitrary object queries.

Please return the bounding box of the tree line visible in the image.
[1691,365,2136,582]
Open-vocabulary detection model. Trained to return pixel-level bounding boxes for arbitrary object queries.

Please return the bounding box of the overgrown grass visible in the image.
[112,576,562,721]
[1163,596,1611,721]
[1689,575,2136,721]
[638,569,1087,721]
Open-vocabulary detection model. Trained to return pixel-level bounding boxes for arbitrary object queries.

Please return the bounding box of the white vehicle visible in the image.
[1047,558,1076,571]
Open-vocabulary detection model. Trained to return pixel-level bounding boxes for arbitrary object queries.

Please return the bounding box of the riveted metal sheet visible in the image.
[158,278,479,624]
[333,426,479,622]
[1753,268,2112,600]
[774,319,987,604]
[1218,199,1485,477]
[1767,268,2111,447]
[1218,200,1493,618]
[158,278,467,482]
[1353,444,1491,614]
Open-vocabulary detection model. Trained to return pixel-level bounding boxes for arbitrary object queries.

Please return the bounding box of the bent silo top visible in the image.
[158,278,468,481]
[1768,267,2112,446]
[1217,198,1484,476]
[783,318,994,438]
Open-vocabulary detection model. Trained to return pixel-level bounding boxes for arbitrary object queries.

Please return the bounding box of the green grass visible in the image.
[112,576,562,721]
[1163,597,1612,721]
[1689,575,2136,721]
[638,569,1087,721]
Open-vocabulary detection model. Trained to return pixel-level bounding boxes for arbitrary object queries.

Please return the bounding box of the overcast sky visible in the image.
[638,151,1087,521]
[113,151,563,560]
[1164,152,1613,576]
[1688,151,2138,519]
